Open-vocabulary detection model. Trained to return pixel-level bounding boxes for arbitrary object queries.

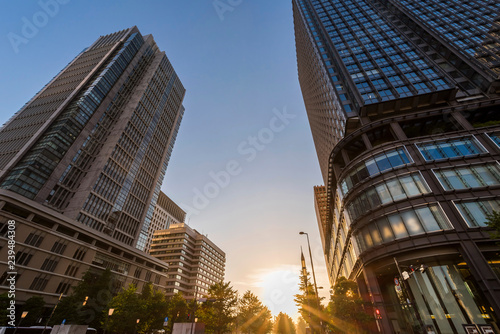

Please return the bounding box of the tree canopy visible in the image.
[197,281,238,334]
[326,277,375,333]
[273,312,296,334]
[236,290,272,334]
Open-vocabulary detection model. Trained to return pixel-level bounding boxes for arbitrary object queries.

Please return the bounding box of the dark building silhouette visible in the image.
[294,0,500,332]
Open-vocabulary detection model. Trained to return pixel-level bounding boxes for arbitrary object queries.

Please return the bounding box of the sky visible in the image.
[0,1,330,318]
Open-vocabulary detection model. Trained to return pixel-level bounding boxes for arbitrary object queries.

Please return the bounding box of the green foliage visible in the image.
[273,312,296,334]
[105,284,141,334]
[326,277,375,333]
[51,269,114,328]
[138,283,169,333]
[293,271,323,333]
[21,296,45,326]
[0,293,10,326]
[197,281,238,334]
[236,290,272,334]
[164,292,188,333]
[486,210,500,240]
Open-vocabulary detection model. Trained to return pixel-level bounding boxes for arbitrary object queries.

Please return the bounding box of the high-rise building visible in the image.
[0,27,185,309]
[0,26,185,251]
[294,0,500,332]
[145,191,186,252]
[150,223,226,300]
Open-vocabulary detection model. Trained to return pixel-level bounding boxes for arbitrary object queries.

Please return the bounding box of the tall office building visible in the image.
[0,26,185,251]
[294,0,500,332]
[0,26,186,311]
[150,223,226,300]
[145,191,186,252]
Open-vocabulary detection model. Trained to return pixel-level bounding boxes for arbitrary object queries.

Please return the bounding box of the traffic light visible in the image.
[375,309,382,319]
[420,264,428,273]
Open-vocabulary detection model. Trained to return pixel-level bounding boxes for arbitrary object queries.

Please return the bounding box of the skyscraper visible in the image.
[0,26,185,251]
[294,0,500,332]
[150,223,226,300]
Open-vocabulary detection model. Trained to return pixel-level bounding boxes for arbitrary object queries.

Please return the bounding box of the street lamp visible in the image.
[300,231,323,334]
[103,308,114,334]
[136,319,140,334]
[299,232,320,303]
[13,311,28,334]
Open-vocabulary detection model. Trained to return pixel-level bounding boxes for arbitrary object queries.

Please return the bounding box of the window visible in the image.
[16,251,33,266]
[55,281,72,295]
[417,136,486,161]
[134,268,142,279]
[73,247,87,261]
[346,173,430,222]
[488,132,500,147]
[64,264,79,277]
[434,163,500,190]
[339,147,412,197]
[41,257,58,272]
[51,241,67,255]
[30,275,49,291]
[24,233,44,247]
[355,204,450,252]
[455,199,500,227]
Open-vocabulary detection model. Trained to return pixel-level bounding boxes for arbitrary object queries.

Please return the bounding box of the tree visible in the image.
[137,283,169,333]
[51,269,114,329]
[105,284,141,334]
[294,270,323,333]
[197,281,238,334]
[326,277,375,333]
[0,293,10,326]
[165,292,188,334]
[236,290,272,334]
[273,312,296,334]
[21,296,45,326]
[296,317,307,334]
[486,210,500,240]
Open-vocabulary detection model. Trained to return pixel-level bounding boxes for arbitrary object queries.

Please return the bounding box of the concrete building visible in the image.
[0,27,185,308]
[145,191,186,252]
[150,223,225,300]
[294,0,500,332]
[0,190,170,307]
[0,26,185,252]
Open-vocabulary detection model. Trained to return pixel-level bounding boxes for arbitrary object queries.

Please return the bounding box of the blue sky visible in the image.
[0,1,329,317]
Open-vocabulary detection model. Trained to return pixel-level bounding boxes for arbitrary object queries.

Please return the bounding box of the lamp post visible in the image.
[103,308,114,334]
[300,231,323,333]
[299,232,320,303]
[136,319,140,334]
[42,293,63,334]
[13,311,28,334]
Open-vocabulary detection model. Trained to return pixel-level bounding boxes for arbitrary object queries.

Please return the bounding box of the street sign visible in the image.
[163,317,168,327]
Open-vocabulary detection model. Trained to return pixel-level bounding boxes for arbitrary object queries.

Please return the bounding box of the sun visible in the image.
[254,267,301,320]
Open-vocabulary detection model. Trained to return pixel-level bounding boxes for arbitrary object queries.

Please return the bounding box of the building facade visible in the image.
[0,27,185,309]
[150,223,225,300]
[145,191,186,252]
[0,26,185,252]
[0,190,170,307]
[293,0,500,332]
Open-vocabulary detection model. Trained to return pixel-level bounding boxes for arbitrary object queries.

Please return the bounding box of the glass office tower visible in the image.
[294,0,500,332]
[0,27,185,251]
